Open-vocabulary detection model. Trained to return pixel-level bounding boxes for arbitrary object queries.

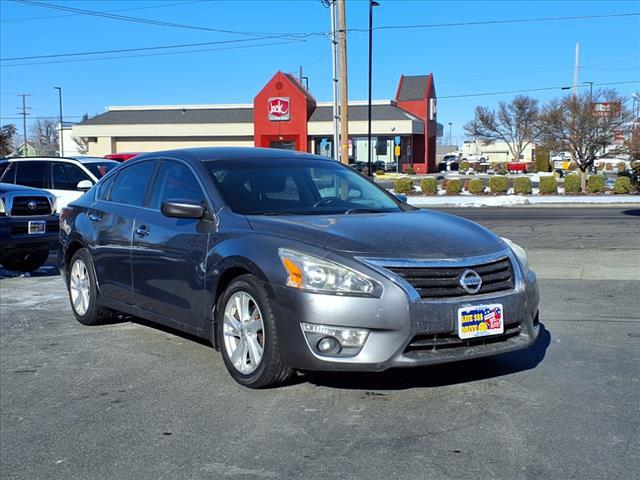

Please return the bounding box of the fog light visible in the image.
[301,323,369,357]
[301,323,369,348]
[318,337,340,353]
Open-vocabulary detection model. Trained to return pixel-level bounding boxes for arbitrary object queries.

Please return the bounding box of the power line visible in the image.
[1,40,300,68]
[10,0,314,39]
[439,80,640,99]
[1,36,302,62]
[362,12,640,32]
[1,1,205,23]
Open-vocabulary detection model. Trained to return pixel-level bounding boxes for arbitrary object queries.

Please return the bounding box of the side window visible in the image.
[110,161,156,207]
[150,160,206,210]
[15,161,47,188]
[51,162,92,191]
[96,173,116,201]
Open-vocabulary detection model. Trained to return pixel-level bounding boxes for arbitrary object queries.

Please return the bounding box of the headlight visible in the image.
[0,197,5,215]
[278,248,376,295]
[502,237,529,272]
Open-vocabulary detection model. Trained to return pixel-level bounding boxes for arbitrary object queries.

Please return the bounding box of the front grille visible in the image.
[386,257,515,299]
[10,220,59,235]
[10,196,52,216]
[404,323,522,355]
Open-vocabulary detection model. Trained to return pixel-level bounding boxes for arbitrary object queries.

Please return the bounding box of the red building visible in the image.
[254,71,440,173]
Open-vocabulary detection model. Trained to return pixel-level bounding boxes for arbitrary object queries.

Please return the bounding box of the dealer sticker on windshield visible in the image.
[458,304,504,339]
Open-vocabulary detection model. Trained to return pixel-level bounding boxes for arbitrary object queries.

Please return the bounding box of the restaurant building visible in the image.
[73,71,442,173]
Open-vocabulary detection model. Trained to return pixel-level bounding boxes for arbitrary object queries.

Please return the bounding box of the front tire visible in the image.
[216,275,293,388]
[68,248,115,326]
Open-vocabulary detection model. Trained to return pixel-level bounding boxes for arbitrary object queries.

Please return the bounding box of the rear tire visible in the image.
[68,248,116,326]
[1,249,49,272]
[216,274,293,389]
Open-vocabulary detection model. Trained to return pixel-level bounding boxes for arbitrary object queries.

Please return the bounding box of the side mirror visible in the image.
[161,200,205,219]
[77,180,93,191]
[394,194,408,203]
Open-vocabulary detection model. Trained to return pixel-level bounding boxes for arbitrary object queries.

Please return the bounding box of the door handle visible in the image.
[135,225,149,237]
[89,214,102,222]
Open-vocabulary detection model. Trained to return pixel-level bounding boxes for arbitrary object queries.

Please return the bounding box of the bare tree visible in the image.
[539,89,631,192]
[464,95,540,164]
[31,119,59,156]
[72,113,90,154]
[0,124,17,157]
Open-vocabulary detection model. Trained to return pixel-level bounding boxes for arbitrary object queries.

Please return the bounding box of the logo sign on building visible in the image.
[429,98,437,121]
[268,97,290,121]
[592,102,621,118]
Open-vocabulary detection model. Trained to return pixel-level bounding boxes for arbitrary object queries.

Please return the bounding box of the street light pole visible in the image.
[448,122,452,147]
[54,86,64,157]
[367,0,379,177]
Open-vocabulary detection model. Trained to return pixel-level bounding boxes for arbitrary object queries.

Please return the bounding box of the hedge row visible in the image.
[395,174,636,195]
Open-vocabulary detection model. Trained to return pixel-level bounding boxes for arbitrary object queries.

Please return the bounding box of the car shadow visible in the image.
[621,209,640,217]
[304,323,551,391]
[0,251,60,280]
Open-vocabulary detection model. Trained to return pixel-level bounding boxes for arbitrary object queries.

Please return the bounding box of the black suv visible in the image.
[0,182,59,272]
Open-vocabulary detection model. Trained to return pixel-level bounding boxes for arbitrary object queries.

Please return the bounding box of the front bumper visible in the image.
[270,251,540,372]
[0,216,59,257]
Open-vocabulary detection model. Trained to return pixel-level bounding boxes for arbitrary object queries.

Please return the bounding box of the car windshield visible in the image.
[206,158,405,215]
[84,161,119,178]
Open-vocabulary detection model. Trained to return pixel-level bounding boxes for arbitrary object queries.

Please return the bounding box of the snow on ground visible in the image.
[403,194,640,208]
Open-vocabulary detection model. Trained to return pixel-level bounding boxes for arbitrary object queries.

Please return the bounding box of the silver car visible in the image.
[60,148,539,388]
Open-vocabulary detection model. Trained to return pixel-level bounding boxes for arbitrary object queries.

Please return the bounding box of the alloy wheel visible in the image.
[70,258,90,316]
[222,291,265,374]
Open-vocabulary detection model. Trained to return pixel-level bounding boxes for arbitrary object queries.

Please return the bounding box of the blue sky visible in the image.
[1,0,639,144]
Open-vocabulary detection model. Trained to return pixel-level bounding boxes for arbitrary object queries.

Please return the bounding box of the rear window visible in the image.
[84,161,119,178]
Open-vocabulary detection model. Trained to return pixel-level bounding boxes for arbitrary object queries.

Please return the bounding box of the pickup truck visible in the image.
[0,183,59,272]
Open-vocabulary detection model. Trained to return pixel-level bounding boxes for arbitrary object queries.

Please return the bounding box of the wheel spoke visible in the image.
[243,319,262,332]
[246,334,263,366]
[241,293,251,322]
[224,313,241,334]
[230,338,246,368]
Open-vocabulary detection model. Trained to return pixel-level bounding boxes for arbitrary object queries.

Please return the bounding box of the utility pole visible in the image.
[17,94,31,156]
[337,0,349,165]
[54,86,64,157]
[572,42,580,98]
[329,0,340,161]
[367,1,380,176]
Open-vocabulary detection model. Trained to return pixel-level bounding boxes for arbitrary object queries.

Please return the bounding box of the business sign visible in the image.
[592,102,621,118]
[268,97,290,121]
[429,98,437,121]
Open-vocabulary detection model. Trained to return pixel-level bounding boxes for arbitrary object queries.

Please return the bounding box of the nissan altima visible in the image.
[59,147,539,388]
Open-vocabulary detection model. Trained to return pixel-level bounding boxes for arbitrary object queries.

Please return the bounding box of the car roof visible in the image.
[133,147,334,164]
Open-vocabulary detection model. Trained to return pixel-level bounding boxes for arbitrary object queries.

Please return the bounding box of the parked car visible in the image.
[59,147,539,388]
[0,157,119,212]
[104,153,140,162]
[0,182,58,272]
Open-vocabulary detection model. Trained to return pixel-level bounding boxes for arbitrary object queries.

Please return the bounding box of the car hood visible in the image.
[246,210,507,258]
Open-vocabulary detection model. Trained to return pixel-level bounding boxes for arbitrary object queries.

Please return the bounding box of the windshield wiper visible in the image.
[257,211,298,216]
[344,208,387,215]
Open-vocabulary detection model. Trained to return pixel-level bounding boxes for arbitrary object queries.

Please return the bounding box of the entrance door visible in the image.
[270,140,296,150]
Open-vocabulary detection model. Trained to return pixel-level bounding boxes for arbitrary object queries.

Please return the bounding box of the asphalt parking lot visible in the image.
[1,207,638,480]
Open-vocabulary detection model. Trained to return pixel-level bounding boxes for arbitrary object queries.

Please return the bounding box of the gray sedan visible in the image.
[59,147,539,388]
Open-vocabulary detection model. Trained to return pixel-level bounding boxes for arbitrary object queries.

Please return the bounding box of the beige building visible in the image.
[71,101,425,165]
[461,140,535,164]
